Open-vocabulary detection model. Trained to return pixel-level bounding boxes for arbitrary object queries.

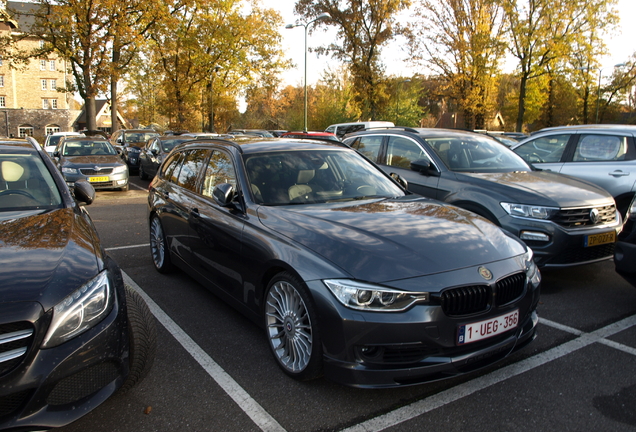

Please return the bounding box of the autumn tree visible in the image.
[294,0,411,121]
[409,0,506,130]
[143,0,288,131]
[502,0,618,131]
[10,0,166,131]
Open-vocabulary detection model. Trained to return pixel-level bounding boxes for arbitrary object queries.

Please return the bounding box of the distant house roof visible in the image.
[73,99,130,130]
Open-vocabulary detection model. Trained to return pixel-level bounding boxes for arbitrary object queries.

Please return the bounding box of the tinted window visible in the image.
[161,152,183,183]
[202,151,236,198]
[514,134,570,163]
[386,136,427,169]
[351,136,383,162]
[176,149,210,192]
[573,135,628,162]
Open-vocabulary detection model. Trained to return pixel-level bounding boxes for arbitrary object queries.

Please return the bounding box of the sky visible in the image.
[269,0,636,86]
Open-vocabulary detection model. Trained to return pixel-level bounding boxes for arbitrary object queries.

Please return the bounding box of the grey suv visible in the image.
[343,127,622,268]
[511,125,636,217]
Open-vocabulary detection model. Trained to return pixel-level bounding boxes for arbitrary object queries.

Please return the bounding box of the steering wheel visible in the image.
[0,189,37,200]
[528,153,546,163]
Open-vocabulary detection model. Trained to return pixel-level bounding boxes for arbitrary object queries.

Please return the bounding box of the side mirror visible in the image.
[410,159,439,177]
[390,173,408,190]
[213,183,236,206]
[73,179,95,205]
[151,148,159,156]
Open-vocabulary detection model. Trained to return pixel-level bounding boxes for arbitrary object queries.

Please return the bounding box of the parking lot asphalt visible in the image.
[57,179,636,432]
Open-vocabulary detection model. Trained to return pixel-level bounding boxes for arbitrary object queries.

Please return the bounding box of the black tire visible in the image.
[139,163,148,180]
[149,215,174,273]
[120,285,157,392]
[264,272,323,381]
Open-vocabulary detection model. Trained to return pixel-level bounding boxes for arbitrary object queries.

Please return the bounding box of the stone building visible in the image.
[0,1,127,142]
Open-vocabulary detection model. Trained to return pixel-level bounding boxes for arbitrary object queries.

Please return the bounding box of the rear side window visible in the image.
[161,152,183,183]
[350,136,383,162]
[573,135,628,162]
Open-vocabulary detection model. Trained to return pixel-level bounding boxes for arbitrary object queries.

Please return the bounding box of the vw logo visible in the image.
[590,208,600,224]
[478,266,493,281]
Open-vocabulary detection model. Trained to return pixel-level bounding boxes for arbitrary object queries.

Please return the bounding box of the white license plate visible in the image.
[457,309,519,345]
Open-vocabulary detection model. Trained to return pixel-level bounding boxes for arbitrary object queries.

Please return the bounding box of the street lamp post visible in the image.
[286,12,331,132]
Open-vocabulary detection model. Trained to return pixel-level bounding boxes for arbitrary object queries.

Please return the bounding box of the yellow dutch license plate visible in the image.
[585,231,616,247]
[88,176,109,183]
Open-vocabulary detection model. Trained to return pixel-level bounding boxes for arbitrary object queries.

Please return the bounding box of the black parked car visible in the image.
[343,127,622,268]
[0,138,156,429]
[110,129,160,172]
[615,194,636,287]
[139,135,193,180]
[147,137,540,388]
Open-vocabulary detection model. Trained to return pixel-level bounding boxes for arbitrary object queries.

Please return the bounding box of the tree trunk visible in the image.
[85,96,97,131]
[516,73,528,132]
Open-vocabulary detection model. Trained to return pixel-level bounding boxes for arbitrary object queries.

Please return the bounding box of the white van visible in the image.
[44,131,85,155]
[325,121,395,138]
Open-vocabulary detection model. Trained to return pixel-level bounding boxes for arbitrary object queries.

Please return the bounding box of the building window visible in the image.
[40,60,46,70]
[42,99,49,109]
[39,40,45,49]
[0,96,5,108]
[49,60,55,71]
[0,76,4,87]
[51,99,58,109]
[46,125,60,135]
[50,79,56,90]
[0,57,3,67]
[19,126,34,137]
[41,79,47,90]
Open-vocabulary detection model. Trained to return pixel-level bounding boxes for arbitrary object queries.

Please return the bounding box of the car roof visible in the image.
[345,126,495,140]
[173,137,352,155]
[530,124,636,135]
[0,138,39,151]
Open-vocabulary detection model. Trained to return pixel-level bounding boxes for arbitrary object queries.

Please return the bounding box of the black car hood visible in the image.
[456,171,613,207]
[0,208,102,310]
[257,197,526,282]
[61,155,125,166]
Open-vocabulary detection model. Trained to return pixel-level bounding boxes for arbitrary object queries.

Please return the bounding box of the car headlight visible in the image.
[112,165,128,174]
[324,279,429,312]
[61,167,78,175]
[520,248,540,285]
[501,202,559,220]
[42,270,113,348]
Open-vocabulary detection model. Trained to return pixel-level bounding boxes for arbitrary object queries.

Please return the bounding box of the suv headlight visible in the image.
[501,202,559,220]
[61,167,79,175]
[324,279,429,312]
[42,270,113,348]
[112,165,128,174]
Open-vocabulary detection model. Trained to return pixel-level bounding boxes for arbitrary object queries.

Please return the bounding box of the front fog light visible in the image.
[520,231,550,242]
[42,271,113,348]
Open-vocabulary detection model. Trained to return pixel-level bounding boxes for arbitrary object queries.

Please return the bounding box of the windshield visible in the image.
[62,140,117,156]
[125,132,160,143]
[0,151,63,211]
[244,149,405,205]
[425,135,531,172]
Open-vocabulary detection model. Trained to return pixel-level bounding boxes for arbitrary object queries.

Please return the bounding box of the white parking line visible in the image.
[121,265,636,432]
[341,315,636,432]
[122,272,287,432]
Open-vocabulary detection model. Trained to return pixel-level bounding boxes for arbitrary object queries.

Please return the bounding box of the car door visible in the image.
[512,133,571,172]
[187,149,245,297]
[558,133,636,199]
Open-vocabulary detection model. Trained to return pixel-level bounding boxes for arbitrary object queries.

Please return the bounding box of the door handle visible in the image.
[609,170,630,177]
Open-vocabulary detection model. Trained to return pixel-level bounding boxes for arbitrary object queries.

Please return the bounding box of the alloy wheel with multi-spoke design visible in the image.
[265,273,321,379]
[149,216,172,273]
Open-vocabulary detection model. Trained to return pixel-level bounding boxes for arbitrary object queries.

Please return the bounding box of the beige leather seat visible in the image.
[288,169,315,201]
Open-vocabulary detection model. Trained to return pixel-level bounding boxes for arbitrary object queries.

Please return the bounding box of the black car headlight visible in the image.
[324,279,429,312]
[42,270,114,348]
[500,202,559,220]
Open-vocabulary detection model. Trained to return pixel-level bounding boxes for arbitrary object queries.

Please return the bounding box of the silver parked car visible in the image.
[511,125,636,217]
